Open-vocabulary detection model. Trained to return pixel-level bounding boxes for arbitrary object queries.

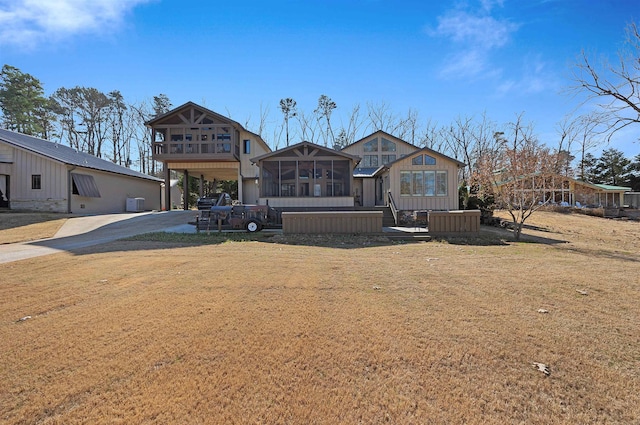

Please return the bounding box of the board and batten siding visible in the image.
[70,168,161,214]
[389,152,460,211]
[10,147,68,211]
[0,143,12,162]
[242,178,260,205]
[238,130,270,181]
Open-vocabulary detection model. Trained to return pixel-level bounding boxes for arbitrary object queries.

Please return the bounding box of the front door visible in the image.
[375,177,384,206]
[353,179,363,206]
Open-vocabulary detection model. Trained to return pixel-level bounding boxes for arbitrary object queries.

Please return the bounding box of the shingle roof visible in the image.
[0,129,162,182]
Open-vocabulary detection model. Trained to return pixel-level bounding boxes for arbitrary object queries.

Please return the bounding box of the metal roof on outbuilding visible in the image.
[594,184,632,191]
[0,128,162,182]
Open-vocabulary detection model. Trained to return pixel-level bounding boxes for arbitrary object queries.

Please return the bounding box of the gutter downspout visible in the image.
[68,166,76,213]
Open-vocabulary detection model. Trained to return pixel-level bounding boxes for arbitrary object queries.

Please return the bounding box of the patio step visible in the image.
[384,233,432,242]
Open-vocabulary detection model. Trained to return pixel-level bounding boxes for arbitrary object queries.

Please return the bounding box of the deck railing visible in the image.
[152,141,238,160]
[387,191,399,226]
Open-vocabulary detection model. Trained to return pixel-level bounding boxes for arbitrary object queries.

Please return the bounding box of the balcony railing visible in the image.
[152,141,240,161]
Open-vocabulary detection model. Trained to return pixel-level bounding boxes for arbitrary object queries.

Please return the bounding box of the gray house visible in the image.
[0,129,162,214]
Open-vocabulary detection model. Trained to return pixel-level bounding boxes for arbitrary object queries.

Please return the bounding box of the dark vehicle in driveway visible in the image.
[196,193,232,209]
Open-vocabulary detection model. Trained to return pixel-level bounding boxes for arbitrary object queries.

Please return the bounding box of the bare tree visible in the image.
[472,114,559,240]
[337,104,365,147]
[296,110,320,145]
[107,90,129,166]
[571,21,640,142]
[417,118,445,152]
[575,113,605,180]
[315,95,337,147]
[366,100,400,134]
[444,115,475,181]
[50,86,112,157]
[130,100,152,173]
[396,108,420,144]
[130,94,171,175]
[256,102,270,140]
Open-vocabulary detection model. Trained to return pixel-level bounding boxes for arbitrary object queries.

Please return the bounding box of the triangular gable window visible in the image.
[412,154,436,165]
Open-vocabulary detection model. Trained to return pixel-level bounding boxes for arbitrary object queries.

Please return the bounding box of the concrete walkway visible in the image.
[0,210,198,264]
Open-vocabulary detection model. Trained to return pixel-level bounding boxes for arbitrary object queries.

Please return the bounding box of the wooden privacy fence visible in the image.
[282,211,382,234]
[428,210,480,235]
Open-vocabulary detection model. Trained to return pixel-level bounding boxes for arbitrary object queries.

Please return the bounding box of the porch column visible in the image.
[184,169,189,210]
[164,166,171,211]
[237,168,244,203]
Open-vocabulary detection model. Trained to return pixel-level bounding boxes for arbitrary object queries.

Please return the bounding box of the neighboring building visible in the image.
[625,192,640,208]
[146,102,271,209]
[494,172,631,208]
[0,128,162,213]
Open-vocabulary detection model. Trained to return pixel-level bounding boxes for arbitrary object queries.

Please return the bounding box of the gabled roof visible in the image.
[250,140,360,163]
[387,145,466,168]
[343,130,465,168]
[145,101,271,153]
[495,173,631,192]
[145,101,241,127]
[0,128,162,182]
[342,129,420,151]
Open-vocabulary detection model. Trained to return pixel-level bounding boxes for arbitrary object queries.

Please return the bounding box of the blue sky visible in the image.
[0,0,637,158]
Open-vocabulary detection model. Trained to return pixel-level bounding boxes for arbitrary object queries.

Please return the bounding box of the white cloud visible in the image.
[434,11,518,49]
[438,49,503,80]
[429,1,519,80]
[0,0,151,48]
[496,55,558,96]
[480,0,504,12]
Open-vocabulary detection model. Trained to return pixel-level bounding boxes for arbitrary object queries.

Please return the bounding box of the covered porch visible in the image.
[163,161,243,210]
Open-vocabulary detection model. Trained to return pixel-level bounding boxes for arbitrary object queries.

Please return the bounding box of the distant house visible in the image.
[0,129,162,213]
[625,192,640,208]
[494,172,631,208]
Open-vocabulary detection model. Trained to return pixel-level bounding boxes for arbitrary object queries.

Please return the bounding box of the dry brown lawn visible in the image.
[0,213,69,244]
[1,211,639,424]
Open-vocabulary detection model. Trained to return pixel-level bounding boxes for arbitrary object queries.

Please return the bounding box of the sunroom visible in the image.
[251,142,360,208]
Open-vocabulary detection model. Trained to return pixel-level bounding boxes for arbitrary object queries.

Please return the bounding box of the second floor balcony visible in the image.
[153,140,240,161]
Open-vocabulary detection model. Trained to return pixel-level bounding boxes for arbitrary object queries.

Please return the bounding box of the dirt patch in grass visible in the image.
[0,212,70,244]
[1,211,639,424]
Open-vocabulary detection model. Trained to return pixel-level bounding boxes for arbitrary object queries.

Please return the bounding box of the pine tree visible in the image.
[0,65,50,137]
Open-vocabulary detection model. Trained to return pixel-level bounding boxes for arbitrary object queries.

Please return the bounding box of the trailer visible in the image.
[195,194,280,232]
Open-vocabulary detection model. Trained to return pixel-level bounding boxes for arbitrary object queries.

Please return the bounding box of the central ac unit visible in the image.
[126,197,145,212]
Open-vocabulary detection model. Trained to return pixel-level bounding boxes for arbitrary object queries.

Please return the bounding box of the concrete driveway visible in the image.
[0,210,197,264]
